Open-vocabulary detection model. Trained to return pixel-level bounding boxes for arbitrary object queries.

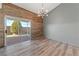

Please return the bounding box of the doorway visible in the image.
[4,16,31,46]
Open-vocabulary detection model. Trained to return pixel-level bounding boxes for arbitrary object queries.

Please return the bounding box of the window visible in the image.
[5,19,14,26]
[20,21,31,27]
[5,16,31,35]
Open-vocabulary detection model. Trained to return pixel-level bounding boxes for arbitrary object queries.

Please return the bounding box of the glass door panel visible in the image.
[20,21,31,35]
[4,16,31,46]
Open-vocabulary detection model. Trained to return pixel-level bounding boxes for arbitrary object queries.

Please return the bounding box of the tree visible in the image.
[10,20,21,35]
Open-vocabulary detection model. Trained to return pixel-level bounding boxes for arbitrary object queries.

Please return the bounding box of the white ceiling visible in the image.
[13,3,60,14]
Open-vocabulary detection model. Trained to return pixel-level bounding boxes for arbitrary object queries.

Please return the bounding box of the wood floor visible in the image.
[0,38,79,56]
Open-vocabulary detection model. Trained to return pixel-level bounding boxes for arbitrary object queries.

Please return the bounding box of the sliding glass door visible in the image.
[20,20,31,35]
[4,16,31,46]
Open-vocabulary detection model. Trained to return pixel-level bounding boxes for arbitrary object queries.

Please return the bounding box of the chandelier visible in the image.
[37,3,48,18]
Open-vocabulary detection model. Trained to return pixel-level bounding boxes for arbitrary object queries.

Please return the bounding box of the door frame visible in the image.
[4,15,32,46]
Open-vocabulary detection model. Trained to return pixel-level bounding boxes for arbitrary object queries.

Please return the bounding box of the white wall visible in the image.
[44,3,79,47]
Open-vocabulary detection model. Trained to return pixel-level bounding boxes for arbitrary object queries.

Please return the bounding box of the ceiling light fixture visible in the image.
[37,3,48,18]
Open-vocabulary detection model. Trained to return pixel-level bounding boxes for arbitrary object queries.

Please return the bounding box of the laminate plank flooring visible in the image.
[0,38,79,56]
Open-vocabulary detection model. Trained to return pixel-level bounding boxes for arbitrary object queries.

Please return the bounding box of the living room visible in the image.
[0,2,79,56]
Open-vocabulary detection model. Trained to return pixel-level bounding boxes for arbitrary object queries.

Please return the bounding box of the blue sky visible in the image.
[5,19,31,27]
